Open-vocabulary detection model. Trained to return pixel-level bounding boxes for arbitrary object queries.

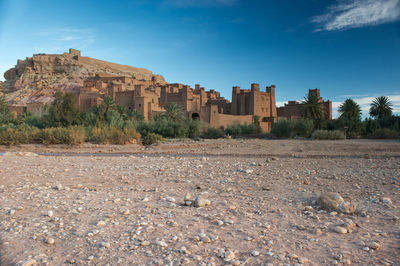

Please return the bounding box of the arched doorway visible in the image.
[191,113,200,120]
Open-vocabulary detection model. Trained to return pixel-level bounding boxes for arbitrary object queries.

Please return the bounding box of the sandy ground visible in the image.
[0,139,399,265]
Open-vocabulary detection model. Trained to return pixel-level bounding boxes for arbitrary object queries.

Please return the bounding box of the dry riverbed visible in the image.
[0,139,399,265]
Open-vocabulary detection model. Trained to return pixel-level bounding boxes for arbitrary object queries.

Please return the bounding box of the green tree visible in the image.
[369,96,393,119]
[301,92,325,121]
[99,96,116,121]
[338,99,362,121]
[160,103,185,122]
[301,92,325,128]
[129,109,144,122]
[43,92,80,127]
[253,115,262,134]
[0,95,13,124]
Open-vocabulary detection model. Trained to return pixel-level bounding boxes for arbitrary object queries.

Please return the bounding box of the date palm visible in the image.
[369,96,393,119]
[161,103,185,122]
[301,92,325,121]
[338,99,362,121]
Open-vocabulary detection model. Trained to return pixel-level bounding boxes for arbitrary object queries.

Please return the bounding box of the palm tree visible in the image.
[129,109,144,121]
[161,103,185,122]
[99,96,115,121]
[369,96,393,119]
[338,99,362,121]
[301,92,325,121]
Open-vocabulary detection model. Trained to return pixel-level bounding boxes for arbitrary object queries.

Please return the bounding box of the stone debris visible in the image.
[317,192,356,214]
[0,139,398,265]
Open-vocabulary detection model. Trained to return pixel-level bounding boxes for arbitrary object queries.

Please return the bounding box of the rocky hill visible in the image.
[0,49,167,105]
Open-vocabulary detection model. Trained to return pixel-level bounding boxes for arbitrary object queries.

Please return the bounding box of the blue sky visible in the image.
[0,0,399,117]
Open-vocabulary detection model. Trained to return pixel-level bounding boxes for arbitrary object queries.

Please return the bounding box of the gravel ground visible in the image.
[0,139,399,265]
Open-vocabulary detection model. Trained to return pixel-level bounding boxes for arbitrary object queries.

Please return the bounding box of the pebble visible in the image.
[194,195,211,207]
[224,250,235,262]
[366,241,380,250]
[20,259,37,266]
[46,237,55,245]
[251,250,260,256]
[333,226,347,234]
[100,241,110,248]
[382,198,392,206]
[47,210,54,217]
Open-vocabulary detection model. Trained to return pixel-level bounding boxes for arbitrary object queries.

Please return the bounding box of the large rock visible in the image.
[317,192,356,214]
[1,50,168,105]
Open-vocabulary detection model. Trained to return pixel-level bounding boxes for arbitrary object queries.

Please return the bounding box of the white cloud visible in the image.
[163,0,239,8]
[312,0,400,31]
[332,94,400,118]
[34,27,96,51]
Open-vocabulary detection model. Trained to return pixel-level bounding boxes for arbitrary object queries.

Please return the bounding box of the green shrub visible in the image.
[0,125,40,146]
[293,118,314,138]
[38,126,86,145]
[203,127,224,139]
[271,120,293,138]
[88,126,140,144]
[187,119,201,139]
[225,123,258,136]
[225,124,242,136]
[312,130,345,140]
[368,128,399,139]
[142,133,163,146]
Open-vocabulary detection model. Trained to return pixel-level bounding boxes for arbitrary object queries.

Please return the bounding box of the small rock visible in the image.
[333,226,347,234]
[184,193,192,202]
[224,250,235,262]
[100,241,110,248]
[266,251,274,256]
[20,259,37,266]
[47,210,54,217]
[251,250,260,256]
[366,241,380,250]
[194,195,210,207]
[46,238,55,245]
[382,198,392,206]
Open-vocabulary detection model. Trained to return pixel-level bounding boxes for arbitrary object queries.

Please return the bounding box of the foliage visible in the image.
[202,127,224,139]
[312,130,345,140]
[0,96,13,124]
[225,123,258,136]
[292,118,314,138]
[338,99,362,121]
[369,96,393,119]
[142,133,163,146]
[160,103,185,122]
[187,118,201,138]
[38,126,86,145]
[88,125,140,144]
[271,119,293,138]
[42,92,80,127]
[301,92,325,125]
[326,117,362,138]
[367,128,399,139]
[0,124,40,146]
[253,115,262,134]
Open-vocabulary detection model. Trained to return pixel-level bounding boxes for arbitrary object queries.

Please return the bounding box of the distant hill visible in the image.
[0,49,167,105]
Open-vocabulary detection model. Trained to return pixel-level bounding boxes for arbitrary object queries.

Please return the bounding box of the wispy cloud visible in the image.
[332,94,400,118]
[163,0,239,8]
[34,27,96,51]
[312,0,400,31]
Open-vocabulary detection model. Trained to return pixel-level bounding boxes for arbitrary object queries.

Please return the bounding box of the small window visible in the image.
[139,104,142,107]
